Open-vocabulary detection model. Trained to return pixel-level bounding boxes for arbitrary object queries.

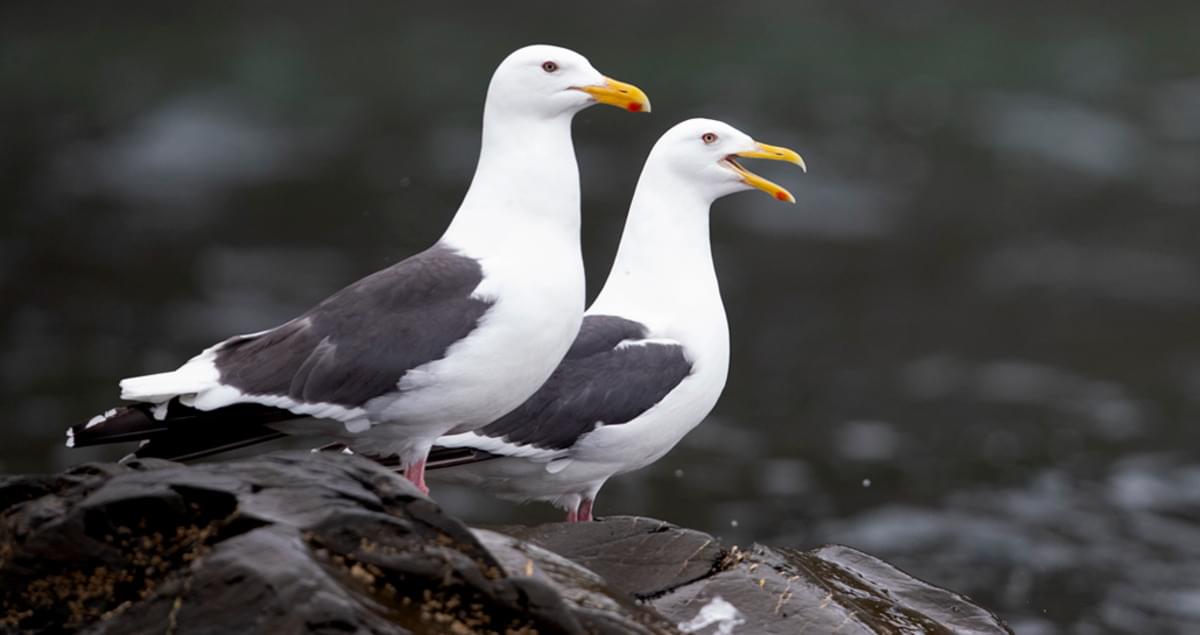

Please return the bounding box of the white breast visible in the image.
[367,229,585,442]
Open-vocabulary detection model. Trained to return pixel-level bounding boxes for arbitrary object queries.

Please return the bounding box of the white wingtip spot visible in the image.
[85,408,118,429]
[65,428,75,448]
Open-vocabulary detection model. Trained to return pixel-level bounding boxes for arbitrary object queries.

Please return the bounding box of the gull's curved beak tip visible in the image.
[578,77,652,113]
[732,141,806,203]
[749,142,806,172]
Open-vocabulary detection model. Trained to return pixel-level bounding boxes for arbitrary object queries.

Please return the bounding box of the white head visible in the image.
[485,44,651,120]
[643,118,806,204]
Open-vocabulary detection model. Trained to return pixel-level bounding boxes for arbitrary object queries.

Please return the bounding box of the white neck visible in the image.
[590,164,725,335]
[442,106,581,254]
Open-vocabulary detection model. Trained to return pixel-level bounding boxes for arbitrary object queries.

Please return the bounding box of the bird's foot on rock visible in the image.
[403,458,429,495]
[564,497,594,522]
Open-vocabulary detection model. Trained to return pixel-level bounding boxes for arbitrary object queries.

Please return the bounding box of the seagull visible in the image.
[411,118,804,520]
[66,44,651,494]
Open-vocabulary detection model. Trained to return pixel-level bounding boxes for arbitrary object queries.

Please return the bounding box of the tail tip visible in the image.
[68,406,134,449]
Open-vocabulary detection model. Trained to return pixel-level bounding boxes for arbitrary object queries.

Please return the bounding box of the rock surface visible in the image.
[502,519,1012,635]
[0,453,1010,634]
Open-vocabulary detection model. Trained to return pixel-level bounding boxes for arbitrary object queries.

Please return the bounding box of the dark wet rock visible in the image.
[651,544,1008,635]
[0,453,670,634]
[500,517,1012,635]
[2,454,1008,634]
[470,529,673,634]
[496,516,724,598]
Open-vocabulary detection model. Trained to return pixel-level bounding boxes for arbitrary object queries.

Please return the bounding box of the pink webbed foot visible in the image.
[565,508,578,523]
[403,457,429,495]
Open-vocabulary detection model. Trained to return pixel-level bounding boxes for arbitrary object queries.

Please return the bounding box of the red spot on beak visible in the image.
[627,102,643,112]
[775,191,789,201]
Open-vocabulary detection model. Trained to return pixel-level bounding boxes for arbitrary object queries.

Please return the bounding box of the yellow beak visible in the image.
[727,142,807,203]
[577,77,652,113]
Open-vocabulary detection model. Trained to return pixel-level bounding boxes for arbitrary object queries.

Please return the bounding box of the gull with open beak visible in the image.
[723,142,806,202]
[66,44,651,496]
[423,118,805,521]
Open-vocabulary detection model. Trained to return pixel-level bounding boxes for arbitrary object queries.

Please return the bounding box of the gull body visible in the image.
[68,45,651,492]
[428,119,804,518]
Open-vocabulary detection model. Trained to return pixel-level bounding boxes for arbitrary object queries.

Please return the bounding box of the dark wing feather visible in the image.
[472,315,693,452]
[214,244,492,408]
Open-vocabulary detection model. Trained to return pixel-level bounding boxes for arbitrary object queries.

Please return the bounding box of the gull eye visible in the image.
[701,132,718,144]
[542,61,559,73]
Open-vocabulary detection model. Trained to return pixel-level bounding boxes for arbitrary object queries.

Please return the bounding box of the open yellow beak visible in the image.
[726,142,807,203]
[577,77,652,113]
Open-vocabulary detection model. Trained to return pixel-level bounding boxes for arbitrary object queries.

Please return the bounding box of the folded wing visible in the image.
[73,244,494,458]
[433,314,693,461]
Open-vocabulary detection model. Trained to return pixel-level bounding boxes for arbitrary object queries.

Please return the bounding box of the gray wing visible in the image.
[213,243,492,408]
[472,314,693,451]
[561,314,647,359]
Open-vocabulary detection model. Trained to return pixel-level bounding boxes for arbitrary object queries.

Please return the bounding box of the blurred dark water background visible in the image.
[3,2,1199,632]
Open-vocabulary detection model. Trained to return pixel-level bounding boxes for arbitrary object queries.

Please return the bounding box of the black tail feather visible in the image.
[69,400,296,462]
[427,446,499,469]
[312,443,498,470]
[131,427,287,462]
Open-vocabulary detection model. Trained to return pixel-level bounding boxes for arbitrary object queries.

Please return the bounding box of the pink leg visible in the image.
[565,508,578,523]
[577,497,594,522]
[403,457,429,495]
